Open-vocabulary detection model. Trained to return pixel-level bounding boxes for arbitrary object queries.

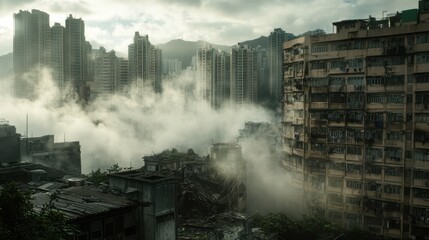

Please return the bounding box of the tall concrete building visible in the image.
[256,46,270,105]
[50,23,65,92]
[163,59,183,77]
[283,1,429,239]
[117,57,129,93]
[128,32,162,97]
[197,47,231,108]
[214,50,231,108]
[92,47,117,98]
[197,46,215,105]
[269,28,287,105]
[230,44,257,105]
[13,9,51,99]
[64,14,87,99]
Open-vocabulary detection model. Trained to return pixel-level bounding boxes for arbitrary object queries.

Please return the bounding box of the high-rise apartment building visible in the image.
[269,28,287,105]
[93,47,117,98]
[231,44,257,105]
[197,47,215,106]
[13,9,51,98]
[51,23,64,92]
[64,14,87,99]
[197,47,231,108]
[116,58,129,93]
[163,59,183,77]
[128,32,162,97]
[283,1,429,239]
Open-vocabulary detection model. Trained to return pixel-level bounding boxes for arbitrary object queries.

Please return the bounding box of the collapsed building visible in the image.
[21,135,82,174]
[238,122,283,153]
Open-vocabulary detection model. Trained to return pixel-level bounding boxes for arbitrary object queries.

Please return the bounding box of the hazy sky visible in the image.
[0,0,419,56]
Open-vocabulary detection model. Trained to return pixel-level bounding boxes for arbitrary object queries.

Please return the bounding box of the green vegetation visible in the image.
[86,163,130,185]
[254,213,385,240]
[0,182,73,240]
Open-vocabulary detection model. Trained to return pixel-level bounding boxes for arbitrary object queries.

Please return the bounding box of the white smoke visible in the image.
[0,68,273,173]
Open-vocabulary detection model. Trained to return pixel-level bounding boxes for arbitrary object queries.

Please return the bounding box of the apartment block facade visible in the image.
[283,1,429,239]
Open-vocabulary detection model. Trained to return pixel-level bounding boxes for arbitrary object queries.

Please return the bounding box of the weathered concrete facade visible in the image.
[283,1,429,239]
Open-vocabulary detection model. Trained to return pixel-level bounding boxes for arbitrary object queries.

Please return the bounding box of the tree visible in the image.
[0,182,73,240]
[86,163,131,185]
[253,213,385,240]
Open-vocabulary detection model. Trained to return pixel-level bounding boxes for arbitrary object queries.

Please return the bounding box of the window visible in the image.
[366,148,383,161]
[386,131,402,141]
[307,78,329,87]
[330,77,345,86]
[386,113,403,123]
[367,94,384,103]
[347,76,364,86]
[414,188,429,198]
[346,197,361,205]
[366,165,382,175]
[311,61,327,69]
[311,44,329,53]
[416,92,429,105]
[346,111,363,123]
[414,150,429,161]
[384,185,401,194]
[368,39,382,48]
[347,146,361,155]
[328,111,345,121]
[416,32,429,44]
[385,147,402,161]
[311,93,328,102]
[386,93,404,104]
[330,162,346,171]
[384,167,403,176]
[329,178,343,188]
[346,180,362,189]
[414,171,429,180]
[328,146,346,154]
[415,74,429,83]
[416,53,429,64]
[346,164,362,173]
[416,114,429,123]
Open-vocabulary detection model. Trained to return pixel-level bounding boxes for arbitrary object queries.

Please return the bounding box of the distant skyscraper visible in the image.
[230,44,257,105]
[64,14,86,99]
[197,47,230,108]
[116,58,129,93]
[269,28,288,105]
[93,47,117,98]
[163,59,183,77]
[128,32,162,96]
[214,51,230,108]
[13,9,51,98]
[255,46,270,105]
[50,22,64,91]
[197,46,215,105]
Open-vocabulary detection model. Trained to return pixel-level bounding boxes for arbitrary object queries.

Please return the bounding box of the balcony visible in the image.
[310,69,328,77]
[329,103,346,110]
[382,193,402,201]
[365,173,382,181]
[415,103,429,113]
[413,179,429,189]
[294,101,304,109]
[311,86,329,93]
[384,139,403,148]
[346,154,362,162]
[414,159,429,169]
[412,196,429,206]
[293,148,304,157]
[326,185,342,194]
[309,150,328,159]
[310,102,328,110]
[327,168,345,177]
[384,175,402,183]
[329,153,345,161]
[416,122,429,132]
[416,63,429,74]
[367,65,405,76]
[329,120,346,127]
[415,141,429,150]
[343,188,362,196]
[366,102,384,110]
[293,118,304,125]
[345,170,362,179]
[415,82,429,91]
[344,203,361,213]
[310,119,328,127]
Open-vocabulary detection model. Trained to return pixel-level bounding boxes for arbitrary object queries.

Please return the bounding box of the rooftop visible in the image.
[32,186,140,220]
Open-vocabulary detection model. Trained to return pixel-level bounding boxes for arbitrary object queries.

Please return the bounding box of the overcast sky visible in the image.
[0,0,419,56]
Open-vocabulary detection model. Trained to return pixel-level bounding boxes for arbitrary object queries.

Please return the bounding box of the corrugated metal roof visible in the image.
[32,186,137,219]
